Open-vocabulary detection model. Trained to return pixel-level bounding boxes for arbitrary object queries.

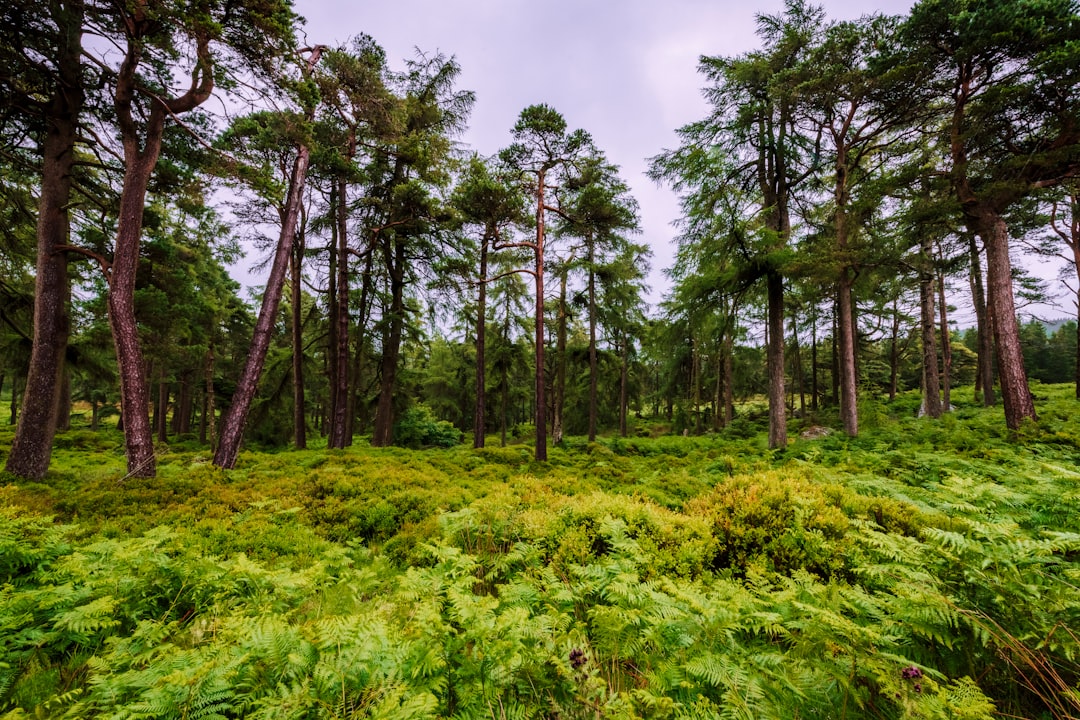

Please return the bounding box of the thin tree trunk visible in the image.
[214,109,318,468]
[766,270,787,449]
[920,261,942,419]
[9,374,19,425]
[204,344,216,449]
[937,268,952,411]
[6,0,83,479]
[969,234,995,405]
[888,296,901,401]
[552,268,567,445]
[619,333,629,437]
[474,231,489,448]
[533,170,548,461]
[329,174,351,449]
[291,222,307,449]
[156,370,168,443]
[587,245,598,442]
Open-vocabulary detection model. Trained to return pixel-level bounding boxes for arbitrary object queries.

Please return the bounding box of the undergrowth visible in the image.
[2,385,1079,718]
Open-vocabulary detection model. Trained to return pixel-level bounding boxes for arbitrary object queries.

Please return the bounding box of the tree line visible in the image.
[1,0,1077,480]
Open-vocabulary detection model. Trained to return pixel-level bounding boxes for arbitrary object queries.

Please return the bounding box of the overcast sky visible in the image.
[290,1,921,310]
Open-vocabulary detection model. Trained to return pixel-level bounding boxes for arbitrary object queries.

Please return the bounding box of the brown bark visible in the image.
[328,173,351,449]
[968,234,995,405]
[214,47,323,468]
[937,268,952,411]
[109,21,214,478]
[533,170,548,461]
[766,270,787,448]
[587,242,598,442]
[618,332,629,437]
[473,228,489,448]
[291,222,306,449]
[371,239,405,446]
[975,210,1036,429]
[888,297,901,401]
[919,257,942,419]
[552,268,567,445]
[6,0,83,479]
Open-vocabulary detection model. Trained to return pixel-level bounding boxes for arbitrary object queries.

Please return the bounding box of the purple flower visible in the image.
[569,648,586,669]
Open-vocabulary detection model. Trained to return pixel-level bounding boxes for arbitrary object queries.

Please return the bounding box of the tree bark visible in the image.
[6,0,83,479]
[533,170,548,461]
[766,270,787,448]
[328,174,351,449]
[552,268,567,445]
[474,229,489,448]
[372,239,405,446]
[587,243,598,442]
[968,234,995,406]
[974,209,1036,429]
[937,268,952,411]
[919,257,942,419]
[214,139,315,467]
[291,220,307,449]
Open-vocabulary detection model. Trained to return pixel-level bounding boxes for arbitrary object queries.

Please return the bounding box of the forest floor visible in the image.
[2,384,1080,719]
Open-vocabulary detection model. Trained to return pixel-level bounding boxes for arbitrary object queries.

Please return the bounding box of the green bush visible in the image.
[392,404,463,449]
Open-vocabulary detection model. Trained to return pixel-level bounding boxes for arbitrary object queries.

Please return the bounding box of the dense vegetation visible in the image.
[3,385,1080,718]
[3,0,1080,716]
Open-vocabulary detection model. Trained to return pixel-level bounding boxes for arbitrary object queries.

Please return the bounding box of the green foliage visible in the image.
[4,386,1080,718]
[392,404,463,449]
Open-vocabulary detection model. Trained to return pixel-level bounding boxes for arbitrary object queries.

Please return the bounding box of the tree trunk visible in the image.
[474,231,488,448]
[919,261,942,419]
[619,333,629,437]
[766,270,787,449]
[533,170,548,461]
[111,150,160,478]
[837,275,858,435]
[203,344,216,449]
[348,245,374,440]
[291,222,307,449]
[6,0,83,479]
[156,370,168,443]
[975,210,1036,429]
[937,268,952,411]
[552,268,567,445]
[968,234,996,405]
[329,175,351,449]
[9,374,19,425]
[587,246,598,442]
[372,240,405,447]
[214,143,314,468]
[888,296,901,401]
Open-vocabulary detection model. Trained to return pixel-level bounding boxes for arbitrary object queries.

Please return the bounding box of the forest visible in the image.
[2,0,1080,717]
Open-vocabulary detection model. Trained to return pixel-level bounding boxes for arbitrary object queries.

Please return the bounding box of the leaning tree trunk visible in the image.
[6,1,83,480]
[214,143,313,468]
